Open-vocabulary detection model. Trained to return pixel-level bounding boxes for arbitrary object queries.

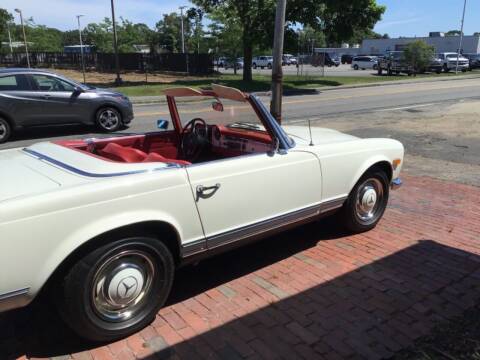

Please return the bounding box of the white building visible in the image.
[362,34,480,55]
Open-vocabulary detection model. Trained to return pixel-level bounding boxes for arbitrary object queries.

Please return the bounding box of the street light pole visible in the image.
[15,9,30,68]
[76,15,86,84]
[179,6,187,54]
[270,0,287,124]
[456,0,467,74]
[110,0,122,85]
[7,22,13,54]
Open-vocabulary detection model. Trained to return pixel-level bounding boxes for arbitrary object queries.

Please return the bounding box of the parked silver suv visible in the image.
[0,68,134,143]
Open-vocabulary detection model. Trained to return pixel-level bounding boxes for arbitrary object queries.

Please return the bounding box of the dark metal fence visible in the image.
[0,52,214,75]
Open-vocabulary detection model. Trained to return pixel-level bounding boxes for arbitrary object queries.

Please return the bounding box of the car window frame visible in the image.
[28,74,77,93]
[0,74,31,92]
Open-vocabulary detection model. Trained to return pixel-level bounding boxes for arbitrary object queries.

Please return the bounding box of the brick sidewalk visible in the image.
[3,175,480,360]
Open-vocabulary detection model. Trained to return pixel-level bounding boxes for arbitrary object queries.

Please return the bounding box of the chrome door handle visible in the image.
[196,183,221,194]
[196,183,221,200]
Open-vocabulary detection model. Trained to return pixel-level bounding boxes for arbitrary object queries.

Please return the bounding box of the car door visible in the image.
[26,74,83,125]
[186,151,322,249]
[0,74,37,126]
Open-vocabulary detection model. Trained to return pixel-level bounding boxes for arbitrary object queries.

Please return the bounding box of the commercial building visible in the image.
[362,34,480,55]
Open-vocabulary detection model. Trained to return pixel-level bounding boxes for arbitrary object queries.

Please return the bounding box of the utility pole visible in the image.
[456,0,467,74]
[15,9,30,68]
[76,15,86,84]
[7,22,13,54]
[110,0,122,85]
[270,0,287,124]
[179,6,187,54]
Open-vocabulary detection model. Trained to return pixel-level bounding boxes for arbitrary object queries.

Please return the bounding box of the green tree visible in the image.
[192,0,385,81]
[446,30,462,36]
[153,12,192,53]
[403,40,434,75]
[0,8,14,54]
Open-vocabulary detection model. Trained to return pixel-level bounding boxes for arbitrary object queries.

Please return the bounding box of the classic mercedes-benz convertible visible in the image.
[0,84,403,341]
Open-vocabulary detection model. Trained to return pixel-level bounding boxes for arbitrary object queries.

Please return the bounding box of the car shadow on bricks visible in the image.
[149,240,480,360]
[2,235,480,359]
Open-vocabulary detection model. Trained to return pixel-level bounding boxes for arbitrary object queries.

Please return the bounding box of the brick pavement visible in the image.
[2,174,480,360]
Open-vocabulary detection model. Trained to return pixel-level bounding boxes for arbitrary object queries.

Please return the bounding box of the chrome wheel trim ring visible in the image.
[91,250,155,322]
[0,123,7,140]
[99,110,120,130]
[355,178,384,223]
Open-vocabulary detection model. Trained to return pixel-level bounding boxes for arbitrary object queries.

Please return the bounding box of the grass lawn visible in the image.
[113,72,478,97]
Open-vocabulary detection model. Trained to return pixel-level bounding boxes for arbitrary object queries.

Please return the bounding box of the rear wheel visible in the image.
[353,64,359,70]
[339,169,389,233]
[96,107,122,132]
[0,117,11,144]
[57,236,175,342]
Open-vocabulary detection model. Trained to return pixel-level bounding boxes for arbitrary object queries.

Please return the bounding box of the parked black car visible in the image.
[341,54,354,64]
[464,54,480,70]
[0,68,133,143]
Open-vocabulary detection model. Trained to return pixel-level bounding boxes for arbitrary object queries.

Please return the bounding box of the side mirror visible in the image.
[157,119,170,130]
[212,101,224,112]
[73,86,84,95]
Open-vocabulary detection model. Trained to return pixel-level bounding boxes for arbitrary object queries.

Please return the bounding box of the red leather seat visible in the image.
[100,143,148,163]
[143,152,191,166]
[100,142,191,166]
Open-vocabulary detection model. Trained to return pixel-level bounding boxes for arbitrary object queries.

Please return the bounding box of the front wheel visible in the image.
[57,237,175,342]
[96,107,123,132]
[339,169,389,233]
[353,64,359,70]
[0,117,12,144]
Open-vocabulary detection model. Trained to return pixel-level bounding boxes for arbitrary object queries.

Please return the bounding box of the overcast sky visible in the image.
[2,0,479,37]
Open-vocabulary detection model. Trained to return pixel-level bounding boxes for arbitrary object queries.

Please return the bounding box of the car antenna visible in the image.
[308,119,314,146]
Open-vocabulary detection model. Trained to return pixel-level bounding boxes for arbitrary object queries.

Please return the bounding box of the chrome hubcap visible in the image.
[92,250,155,322]
[0,123,7,140]
[355,178,384,223]
[99,110,120,130]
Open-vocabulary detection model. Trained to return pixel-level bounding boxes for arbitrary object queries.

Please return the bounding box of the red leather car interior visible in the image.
[100,142,190,165]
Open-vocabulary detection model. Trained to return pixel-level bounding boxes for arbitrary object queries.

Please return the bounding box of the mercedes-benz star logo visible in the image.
[117,276,139,299]
[367,194,376,206]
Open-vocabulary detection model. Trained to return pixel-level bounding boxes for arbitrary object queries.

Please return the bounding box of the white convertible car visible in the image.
[0,85,403,341]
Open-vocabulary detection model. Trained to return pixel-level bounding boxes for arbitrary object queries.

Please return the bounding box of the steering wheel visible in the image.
[180,118,208,161]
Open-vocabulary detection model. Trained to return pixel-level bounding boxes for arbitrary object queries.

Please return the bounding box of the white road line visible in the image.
[374,103,436,112]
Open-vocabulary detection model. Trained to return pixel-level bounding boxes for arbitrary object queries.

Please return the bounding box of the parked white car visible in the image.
[0,85,404,342]
[352,56,379,70]
[438,52,469,72]
[252,56,274,69]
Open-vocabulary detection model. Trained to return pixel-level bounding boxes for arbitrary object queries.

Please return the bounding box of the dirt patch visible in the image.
[53,69,209,86]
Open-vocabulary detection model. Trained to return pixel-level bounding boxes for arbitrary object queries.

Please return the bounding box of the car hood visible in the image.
[283,125,358,146]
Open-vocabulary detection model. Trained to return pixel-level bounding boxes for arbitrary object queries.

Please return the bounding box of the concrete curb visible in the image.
[130,74,480,105]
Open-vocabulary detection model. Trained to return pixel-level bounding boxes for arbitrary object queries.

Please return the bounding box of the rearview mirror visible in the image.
[212,101,224,112]
[157,119,169,130]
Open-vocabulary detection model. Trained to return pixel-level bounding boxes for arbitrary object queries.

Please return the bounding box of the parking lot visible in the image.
[1,77,480,359]
[220,64,378,77]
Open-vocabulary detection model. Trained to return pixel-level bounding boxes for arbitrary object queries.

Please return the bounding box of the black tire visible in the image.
[443,64,450,73]
[57,236,175,342]
[267,63,272,69]
[252,63,257,69]
[96,107,122,132]
[353,64,359,70]
[339,169,389,233]
[0,117,12,144]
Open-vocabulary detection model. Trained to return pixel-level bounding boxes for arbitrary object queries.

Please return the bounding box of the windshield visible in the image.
[446,54,464,59]
[176,97,267,133]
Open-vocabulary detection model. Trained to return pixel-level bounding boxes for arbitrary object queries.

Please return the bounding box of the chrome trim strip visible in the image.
[182,196,347,257]
[23,148,181,178]
[181,238,207,257]
[391,177,403,190]
[0,287,29,301]
[207,203,324,250]
[321,197,347,213]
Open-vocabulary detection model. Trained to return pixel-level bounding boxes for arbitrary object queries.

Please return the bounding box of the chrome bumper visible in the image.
[391,178,403,190]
